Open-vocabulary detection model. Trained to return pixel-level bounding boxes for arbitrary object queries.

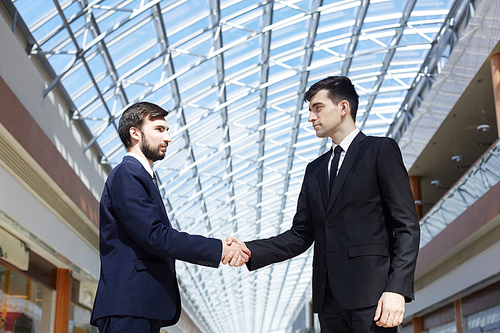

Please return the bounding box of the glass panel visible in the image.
[0,264,52,333]
[424,321,457,333]
[69,302,98,333]
[466,304,500,333]
[9,0,470,330]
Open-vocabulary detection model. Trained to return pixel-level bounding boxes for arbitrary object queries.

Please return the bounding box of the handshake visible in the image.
[221,236,250,267]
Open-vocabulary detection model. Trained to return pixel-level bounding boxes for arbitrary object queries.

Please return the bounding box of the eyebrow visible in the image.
[154,124,168,130]
[310,101,324,109]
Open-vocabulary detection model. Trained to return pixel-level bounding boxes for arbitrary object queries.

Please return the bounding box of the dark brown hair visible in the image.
[118,102,168,148]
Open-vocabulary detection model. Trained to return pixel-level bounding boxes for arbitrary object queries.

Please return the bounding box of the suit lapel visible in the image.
[150,172,165,206]
[124,156,171,227]
[149,171,170,223]
[318,149,332,211]
[326,132,366,216]
[125,156,164,204]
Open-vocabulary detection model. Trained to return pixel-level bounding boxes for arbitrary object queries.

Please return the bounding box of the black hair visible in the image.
[304,76,359,121]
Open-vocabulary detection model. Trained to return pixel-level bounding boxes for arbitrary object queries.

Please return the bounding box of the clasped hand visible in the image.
[221,236,250,267]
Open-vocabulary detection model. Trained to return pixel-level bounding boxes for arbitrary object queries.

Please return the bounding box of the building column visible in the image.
[25,277,31,314]
[409,176,423,219]
[2,270,10,316]
[413,316,423,333]
[491,52,500,138]
[54,268,72,333]
[455,299,464,333]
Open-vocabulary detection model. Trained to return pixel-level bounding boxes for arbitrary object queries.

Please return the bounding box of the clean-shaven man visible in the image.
[228,76,420,332]
[91,102,249,333]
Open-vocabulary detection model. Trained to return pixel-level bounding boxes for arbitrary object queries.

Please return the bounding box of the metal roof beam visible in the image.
[0,0,110,171]
[268,0,322,331]
[386,0,473,140]
[210,0,238,233]
[359,0,418,129]
[252,3,274,332]
[148,9,224,326]
[51,0,117,154]
[341,0,370,76]
[256,1,274,237]
[278,0,322,235]
[149,3,212,232]
[80,0,129,108]
[311,0,369,156]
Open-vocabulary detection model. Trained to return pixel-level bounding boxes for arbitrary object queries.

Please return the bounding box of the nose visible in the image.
[164,132,172,143]
[308,111,315,122]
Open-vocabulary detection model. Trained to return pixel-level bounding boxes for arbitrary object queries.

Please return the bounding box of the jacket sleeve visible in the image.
[246,166,315,271]
[376,138,420,301]
[110,163,222,268]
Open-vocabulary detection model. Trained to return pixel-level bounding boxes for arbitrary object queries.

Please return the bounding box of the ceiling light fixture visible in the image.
[477,124,490,131]
[477,110,491,132]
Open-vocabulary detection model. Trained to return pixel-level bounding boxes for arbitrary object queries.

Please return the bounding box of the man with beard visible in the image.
[90,102,250,332]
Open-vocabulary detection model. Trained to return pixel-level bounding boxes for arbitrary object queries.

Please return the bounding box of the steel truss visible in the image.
[4,0,472,331]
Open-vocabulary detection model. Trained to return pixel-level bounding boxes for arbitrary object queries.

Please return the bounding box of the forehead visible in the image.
[143,116,168,127]
[309,89,332,106]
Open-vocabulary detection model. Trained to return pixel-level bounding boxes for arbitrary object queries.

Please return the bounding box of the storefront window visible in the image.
[466,304,500,333]
[69,302,97,333]
[423,321,457,333]
[0,264,52,333]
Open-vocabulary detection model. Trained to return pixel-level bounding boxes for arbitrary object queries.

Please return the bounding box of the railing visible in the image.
[420,139,500,247]
[387,0,476,140]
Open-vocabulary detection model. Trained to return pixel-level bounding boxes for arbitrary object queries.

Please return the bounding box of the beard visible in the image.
[140,132,166,162]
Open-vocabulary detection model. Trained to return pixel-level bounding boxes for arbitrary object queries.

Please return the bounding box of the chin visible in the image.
[153,153,166,162]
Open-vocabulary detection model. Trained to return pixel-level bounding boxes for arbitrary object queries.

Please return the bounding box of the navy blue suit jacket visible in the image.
[246,132,420,311]
[91,156,222,325]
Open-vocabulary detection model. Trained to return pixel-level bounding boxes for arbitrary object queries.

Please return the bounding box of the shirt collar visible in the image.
[125,152,154,178]
[331,128,360,153]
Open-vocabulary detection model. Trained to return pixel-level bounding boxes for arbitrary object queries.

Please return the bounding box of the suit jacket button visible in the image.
[326,225,332,229]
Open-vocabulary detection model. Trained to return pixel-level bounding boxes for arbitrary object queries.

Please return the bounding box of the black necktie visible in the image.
[329,145,343,192]
[152,173,159,190]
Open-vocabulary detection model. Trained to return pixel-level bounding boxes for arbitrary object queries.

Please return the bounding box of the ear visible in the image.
[129,127,141,143]
[339,100,350,117]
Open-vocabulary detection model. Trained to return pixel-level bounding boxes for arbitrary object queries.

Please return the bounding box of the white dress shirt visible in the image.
[126,152,154,179]
[328,128,360,179]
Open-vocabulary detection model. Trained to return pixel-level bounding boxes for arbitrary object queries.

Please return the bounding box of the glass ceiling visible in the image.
[7,0,462,331]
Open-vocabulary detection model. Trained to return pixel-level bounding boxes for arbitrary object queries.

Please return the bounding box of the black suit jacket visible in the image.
[91,156,222,325]
[246,132,420,311]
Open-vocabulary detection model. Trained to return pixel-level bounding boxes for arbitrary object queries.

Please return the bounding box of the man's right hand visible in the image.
[374,292,405,327]
[221,236,251,267]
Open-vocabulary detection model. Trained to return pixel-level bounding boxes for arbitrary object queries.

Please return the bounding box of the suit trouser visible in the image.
[319,282,401,333]
[95,316,162,333]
